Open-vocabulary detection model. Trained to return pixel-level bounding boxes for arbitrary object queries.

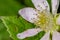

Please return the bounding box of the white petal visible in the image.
[32,0,50,12]
[19,8,38,23]
[52,0,59,15]
[17,28,41,39]
[40,32,50,40]
[56,15,60,25]
[52,31,60,40]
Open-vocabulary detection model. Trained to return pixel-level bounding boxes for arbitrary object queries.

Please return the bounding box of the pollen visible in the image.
[34,10,56,32]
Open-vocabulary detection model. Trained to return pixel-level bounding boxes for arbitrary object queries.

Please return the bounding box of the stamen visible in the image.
[34,10,56,32]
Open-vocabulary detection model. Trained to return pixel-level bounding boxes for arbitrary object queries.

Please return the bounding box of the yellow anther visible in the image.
[34,11,57,32]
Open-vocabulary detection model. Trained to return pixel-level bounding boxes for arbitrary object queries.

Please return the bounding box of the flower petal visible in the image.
[52,31,60,40]
[52,0,59,15]
[40,32,50,40]
[56,15,60,25]
[17,28,41,39]
[32,0,50,12]
[19,8,38,23]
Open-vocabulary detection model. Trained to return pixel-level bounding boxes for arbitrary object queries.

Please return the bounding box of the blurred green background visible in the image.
[0,0,24,16]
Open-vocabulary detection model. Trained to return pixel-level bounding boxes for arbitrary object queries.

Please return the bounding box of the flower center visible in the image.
[34,10,56,32]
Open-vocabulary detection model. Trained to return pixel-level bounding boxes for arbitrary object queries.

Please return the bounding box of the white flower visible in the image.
[17,0,60,40]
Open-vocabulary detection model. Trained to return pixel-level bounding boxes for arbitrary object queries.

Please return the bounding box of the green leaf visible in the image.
[1,16,45,40]
[0,0,25,16]
[0,20,12,40]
